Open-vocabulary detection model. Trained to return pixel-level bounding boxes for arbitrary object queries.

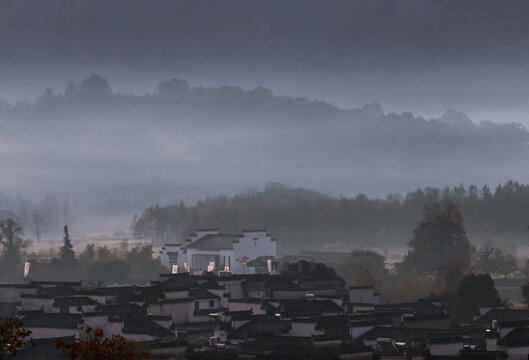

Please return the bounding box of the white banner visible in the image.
[24,262,31,278]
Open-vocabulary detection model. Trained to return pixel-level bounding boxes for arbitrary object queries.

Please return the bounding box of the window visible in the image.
[194,301,200,310]
[209,300,214,308]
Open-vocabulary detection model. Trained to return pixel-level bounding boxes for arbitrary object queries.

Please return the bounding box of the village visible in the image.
[0,227,527,359]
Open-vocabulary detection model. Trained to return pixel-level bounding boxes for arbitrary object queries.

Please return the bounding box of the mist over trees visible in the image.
[1,75,529,238]
[0,217,164,283]
[132,181,529,250]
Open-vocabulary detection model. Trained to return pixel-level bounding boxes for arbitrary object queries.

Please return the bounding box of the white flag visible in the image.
[24,262,31,278]
[171,265,178,274]
[267,259,272,273]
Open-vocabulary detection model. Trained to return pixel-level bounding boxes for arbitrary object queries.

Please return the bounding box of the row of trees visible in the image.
[0,218,165,282]
[132,181,529,248]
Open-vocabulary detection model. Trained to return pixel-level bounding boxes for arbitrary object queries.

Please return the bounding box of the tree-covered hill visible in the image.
[132,181,529,250]
[1,75,528,200]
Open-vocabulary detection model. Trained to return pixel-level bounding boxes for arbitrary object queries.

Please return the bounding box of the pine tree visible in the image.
[59,225,76,266]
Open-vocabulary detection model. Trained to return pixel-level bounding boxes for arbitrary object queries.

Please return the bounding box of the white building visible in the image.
[159,229,277,274]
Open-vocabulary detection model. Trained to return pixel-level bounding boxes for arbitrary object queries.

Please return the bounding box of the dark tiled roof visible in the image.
[0,283,34,288]
[497,327,529,347]
[187,234,239,250]
[38,286,76,297]
[21,313,82,329]
[145,339,187,349]
[20,294,54,299]
[30,280,81,287]
[229,319,291,339]
[278,299,345,316]
[189,288,220,300]
[53,296,98,307]
[96,303,146,320]
[82,312,108,317]
[0,303,17,318]
[475,308,529,326]
[122,319,175,338]
[376,301,446,317]
[147,314,172,321]
[357,326,447,343]
[156,297,193,304]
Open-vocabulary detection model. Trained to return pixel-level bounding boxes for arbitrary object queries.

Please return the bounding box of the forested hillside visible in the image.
[132,181,529,250]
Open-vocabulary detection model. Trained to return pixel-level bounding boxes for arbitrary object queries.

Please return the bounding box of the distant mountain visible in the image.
[0,75,528,201]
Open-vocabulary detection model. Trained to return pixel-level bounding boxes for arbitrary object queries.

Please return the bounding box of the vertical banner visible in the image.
[24,262,31,278]
[171,264,178,274]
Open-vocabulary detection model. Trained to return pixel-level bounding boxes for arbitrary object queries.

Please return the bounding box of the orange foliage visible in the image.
[55,326,143,360]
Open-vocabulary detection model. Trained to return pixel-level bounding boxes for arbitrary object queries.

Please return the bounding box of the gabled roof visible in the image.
[278,299,345,316]
[122,319,175,338]
[96,303,146,320]
[357,326,447,343]
[53,296,98,307]
[497,327,529,347]
[375,301,446,317]
[186,233,239,250]
[189,288,220,300]
[314,315,349,337]
[475,308,529,326]
[30,280,81,287]
[229,319,291,339]
[21,313,82,329]
[38,286,76,297]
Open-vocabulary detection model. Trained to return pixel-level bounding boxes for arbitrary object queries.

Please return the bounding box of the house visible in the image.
[20,313,83,339]
[159,229,277,274]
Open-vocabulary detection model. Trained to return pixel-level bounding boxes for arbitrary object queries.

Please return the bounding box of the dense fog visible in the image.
[2,0,529,237]
[1,75,529,236]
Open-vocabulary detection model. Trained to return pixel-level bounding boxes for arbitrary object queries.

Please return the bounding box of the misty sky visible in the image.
[2,0,529,236]
[2,0,529,124]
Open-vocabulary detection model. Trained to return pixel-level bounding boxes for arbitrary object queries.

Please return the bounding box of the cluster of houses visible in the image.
[1,229,529,359]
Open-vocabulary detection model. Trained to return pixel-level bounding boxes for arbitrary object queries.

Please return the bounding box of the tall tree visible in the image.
[397,202,471,275]
[31,209,47,243]
[335,249,387,283]
[0,317,33,358]
[457,273,502,316]
[477,241,518,277]
[59,225,75,266]
[0,218,25,277]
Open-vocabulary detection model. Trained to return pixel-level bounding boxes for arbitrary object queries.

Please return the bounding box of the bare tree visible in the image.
[31,209,48,243]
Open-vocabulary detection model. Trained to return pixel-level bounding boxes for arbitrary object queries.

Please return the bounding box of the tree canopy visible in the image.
[55,326,140,360]
[59,225,76,267]
[130,181,529,249]
[397,202,471,275]
[0,317,33,358]
[335,250,387,284]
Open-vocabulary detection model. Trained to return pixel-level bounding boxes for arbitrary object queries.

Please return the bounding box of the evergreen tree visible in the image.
[59,225,76,266]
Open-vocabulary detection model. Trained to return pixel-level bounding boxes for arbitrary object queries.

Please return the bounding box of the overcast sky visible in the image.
[2,0,529,124]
